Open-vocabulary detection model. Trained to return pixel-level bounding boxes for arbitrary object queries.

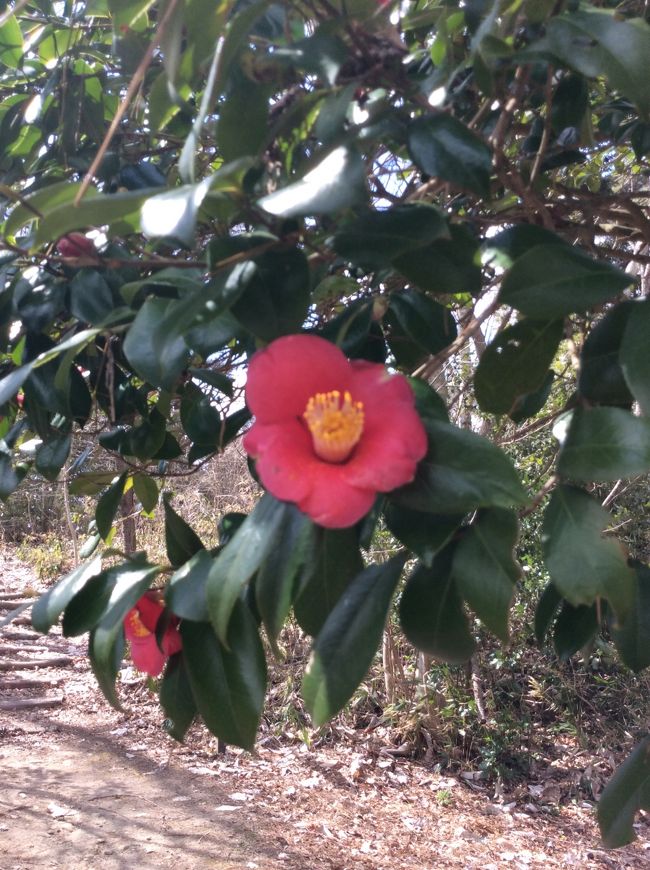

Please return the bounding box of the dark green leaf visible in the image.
[303,554,406,727]
[62,570,115,637]
[598,737,650,848]
[388,290,457,356]
[558,407,650,481]
[255,506,315,648]
[611,564,650,673]
[452,508,520,642]
[499,245,631,318]
[159,653,197,742]
[484,225,568,268]
[206,494,290,644]
[400,548,475,664]
[542,485,634,619]
[180,383,221,448]
[534,582,562,646]
[163,494,205,567]
[180,607,267,750]
[32,555,103,634]
[537,10,650,118]
[407,378,449,425]
[96,472,128,541]
[294,527,364,637]
[509,371,555,424]
[89,559,161,708]
[553,600,599,660]
[230,248,310,342]
[408,115,492,197]
[35,431,72,482]
[123,298,189,391]
[384,503,462,567]
[166,548,214,622]
[187,367,233,397]
[35,189,153,246]
[621,298,650,415]
[393,225,482,296]
[579,303,634,406]
[391,419,527,514]
[475,319,563,415]
[133,472,159,513]
[218,71,271,162]
[332,203,449,269]
[69,271,116,326]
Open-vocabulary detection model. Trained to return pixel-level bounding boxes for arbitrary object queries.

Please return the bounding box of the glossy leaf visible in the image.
[621,297,650,415]
[598,737,650,848]
[163,495,205,567]
[452,509,520,642]
[611,564,650,673]
[133,472,158,513]
[475,319,563,415]
[206,494,290,644]
[553,600,599,660]
[558,407,650,482]
[255,506,315,648]
[303,554,406,727]
[89,558,161,708]
[294,527,364,637]
[391,419,527,514]
[230,248,310,342]
[96,472,128,541]
[35,431,71,482]
[500,245,631,318]
[166,548,214,622]
[538,10,650,118]
[400,548,475,664]
[534,582,562,646]
[332,203,449,269]
[578,302,634,407]
[123,298,189,391]
[62,570,115,637]
[408,115,492,197]
[159,654,197,742]
[180,607,267,750]
[542,485,634,619]
[384,503,462,568]
[258,146,367,217]
[388,290,457,356]
[32,555,103,634]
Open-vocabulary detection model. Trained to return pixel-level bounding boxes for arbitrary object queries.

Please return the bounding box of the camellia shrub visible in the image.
[0,0,649,846]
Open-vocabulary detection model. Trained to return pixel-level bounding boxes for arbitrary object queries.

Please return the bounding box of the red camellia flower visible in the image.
[56,232,96,259]
[123,592,182,677]
[243,334,427,528]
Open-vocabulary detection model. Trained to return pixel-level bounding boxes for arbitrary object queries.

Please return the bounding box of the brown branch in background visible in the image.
[74,0,182,205]
[412,297,501,382]
[529,65,554,187]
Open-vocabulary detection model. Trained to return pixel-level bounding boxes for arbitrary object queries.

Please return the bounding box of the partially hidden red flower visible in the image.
[56,233,96,259]
[243,334,428,529]
[123,592,182,677]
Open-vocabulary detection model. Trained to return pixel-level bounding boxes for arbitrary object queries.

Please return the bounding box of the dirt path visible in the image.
[1,552,648,869]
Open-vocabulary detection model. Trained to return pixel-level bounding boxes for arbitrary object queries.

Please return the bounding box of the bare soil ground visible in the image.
[1,551,648,870]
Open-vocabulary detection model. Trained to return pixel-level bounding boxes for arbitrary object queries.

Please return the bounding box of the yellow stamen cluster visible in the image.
[126,610,150,638]
[303,390,364,463]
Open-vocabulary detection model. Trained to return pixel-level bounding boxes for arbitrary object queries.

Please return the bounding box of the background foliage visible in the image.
[0,0,649,846]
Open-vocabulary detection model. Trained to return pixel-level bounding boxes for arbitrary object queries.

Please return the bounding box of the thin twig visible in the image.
[74,0,181,205]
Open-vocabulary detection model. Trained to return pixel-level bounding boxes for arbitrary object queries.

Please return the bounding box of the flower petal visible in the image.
[133,592,165,632]
[297,465,376,528]
[343,364,427,491]
[129,634,167,677]
[245,419,318,502]
[246,334,351,423]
